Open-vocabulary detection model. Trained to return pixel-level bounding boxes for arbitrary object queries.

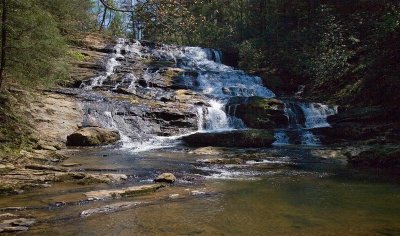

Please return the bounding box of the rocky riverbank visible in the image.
[1,34,398,204]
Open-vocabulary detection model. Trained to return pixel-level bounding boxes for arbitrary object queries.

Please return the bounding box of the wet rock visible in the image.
[61,163,82,167]
[182,130,276,148]
[84,184,165,200]
[113,87,135,95]
[347,146,400,168]
[154,173,176,183]
[0,218,36,233]
[66,127,120,146]
[81,202,141,217]
[79,174,128,184]
[229,97,287,129]
[169,194,181,199]
[189,147,226,155]
[52,172,127,184]
[191,190,206,196]
[199,158,243,165]
[25,164,66,172]
[319,106,400,144]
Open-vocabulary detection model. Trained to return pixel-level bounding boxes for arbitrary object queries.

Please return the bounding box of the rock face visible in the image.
[154,173,176,183]
[66,127,120,146]
[182,130,276,148]
[315,106,400,144]
[228,97,287,129]
[347,146,400,168]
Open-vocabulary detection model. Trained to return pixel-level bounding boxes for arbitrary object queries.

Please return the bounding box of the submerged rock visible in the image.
[199,158,243,165]
[66,127,120,146]
[189,146,226,155]
[81,202,141,217]
[84,184,165,200]
[182,130,276,148]
[154,173,176,183]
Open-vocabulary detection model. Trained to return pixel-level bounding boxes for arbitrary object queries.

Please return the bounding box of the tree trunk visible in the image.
[99,7,107,31]
[0,0,7,89]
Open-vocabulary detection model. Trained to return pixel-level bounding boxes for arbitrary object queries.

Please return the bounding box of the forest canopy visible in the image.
[0,0,399,107]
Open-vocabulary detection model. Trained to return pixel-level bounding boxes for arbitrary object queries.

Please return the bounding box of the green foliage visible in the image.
[37,0,95,36]
[0,92,34,159]
[0,0,95,88]
[108,11,124,36]
[302,5,354,87]
[238,40,265,71]
[68,51,89,62]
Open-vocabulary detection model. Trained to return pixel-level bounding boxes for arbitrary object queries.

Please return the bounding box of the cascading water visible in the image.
[274,101,338,146]
[78,38,336,151]
[203,100,230,130]
[80,39,125,90]
[177,47,274,131]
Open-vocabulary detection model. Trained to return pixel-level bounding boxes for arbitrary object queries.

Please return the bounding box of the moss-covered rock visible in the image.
[66,127,120,146]
[347,146,400,168]
[154,173,176,183]
[232,97,287,129]
[182,129,276,148]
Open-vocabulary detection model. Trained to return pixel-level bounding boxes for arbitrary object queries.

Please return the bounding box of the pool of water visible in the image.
[3,147,400,235]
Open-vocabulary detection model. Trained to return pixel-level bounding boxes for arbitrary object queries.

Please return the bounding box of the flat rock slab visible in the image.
[0,218,36,233]
[25,164,66,172]
[80,202,142,217]
[84,184,165,200]
[61,163,82,167]
[182,130,276,148]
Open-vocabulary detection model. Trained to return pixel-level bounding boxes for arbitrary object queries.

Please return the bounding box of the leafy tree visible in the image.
[0,0,95,89]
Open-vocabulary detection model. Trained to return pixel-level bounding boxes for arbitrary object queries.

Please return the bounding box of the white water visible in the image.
[178,47,274,131]
[273,130,290,146]
[273,101,338,146]
[81,39,125,90]
[300,103,338,129]
[203,100,230,131]
[81,38,338,151]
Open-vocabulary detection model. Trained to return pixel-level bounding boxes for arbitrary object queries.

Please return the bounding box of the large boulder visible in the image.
[182,129,276,148]
[229,97,287,129]
[154,173,176,183]
[66,127,120,146]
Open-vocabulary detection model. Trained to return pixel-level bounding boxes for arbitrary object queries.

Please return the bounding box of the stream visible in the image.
[1,39,400,235]
[2,147,400,235]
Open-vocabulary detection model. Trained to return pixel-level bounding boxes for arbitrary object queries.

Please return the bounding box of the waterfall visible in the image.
[79,38,337,151]
[300,103,338,128]
[178,47,274,132]
[273,101,337,146]
[203,100,230,131]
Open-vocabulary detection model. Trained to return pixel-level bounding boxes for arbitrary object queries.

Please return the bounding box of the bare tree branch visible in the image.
[99,0,134,12]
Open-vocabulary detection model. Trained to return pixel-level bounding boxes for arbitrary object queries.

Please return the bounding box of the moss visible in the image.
[235,97,287,129]
[68,50,89,62]
[0,93,35,160]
